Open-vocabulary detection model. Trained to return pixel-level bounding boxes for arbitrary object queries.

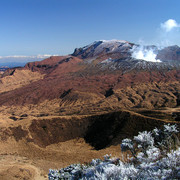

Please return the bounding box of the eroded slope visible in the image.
[0,41,180,179]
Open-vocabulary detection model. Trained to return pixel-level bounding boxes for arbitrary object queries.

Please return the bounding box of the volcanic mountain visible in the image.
[0,40,179,111]
[0,40,179,179]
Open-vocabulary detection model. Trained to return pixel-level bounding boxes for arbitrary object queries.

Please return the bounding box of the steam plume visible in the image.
[131,19,180,62]
[131,46,161,62]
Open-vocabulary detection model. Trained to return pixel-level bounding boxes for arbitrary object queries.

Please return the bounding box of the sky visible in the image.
[0,0,180,57]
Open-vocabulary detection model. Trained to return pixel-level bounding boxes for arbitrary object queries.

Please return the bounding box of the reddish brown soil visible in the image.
[0,55,179,109]
[0,55,180,179]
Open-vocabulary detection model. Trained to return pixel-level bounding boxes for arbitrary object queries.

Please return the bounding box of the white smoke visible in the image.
[131,46,161,63]
[160,19,180,32]
[131,19,180,62]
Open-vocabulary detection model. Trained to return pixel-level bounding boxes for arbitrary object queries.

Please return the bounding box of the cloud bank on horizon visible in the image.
[0,54,57,67]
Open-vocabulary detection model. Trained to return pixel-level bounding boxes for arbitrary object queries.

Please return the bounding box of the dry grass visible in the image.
[0,69,44,93]
[0,105,179,179]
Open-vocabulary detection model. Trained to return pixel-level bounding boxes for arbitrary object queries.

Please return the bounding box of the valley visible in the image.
[0,40,179,179]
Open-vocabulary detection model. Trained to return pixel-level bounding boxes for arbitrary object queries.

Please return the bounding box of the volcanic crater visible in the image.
[0,40,180,179]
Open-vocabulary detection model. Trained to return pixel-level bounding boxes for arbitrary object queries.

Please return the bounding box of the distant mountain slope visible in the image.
[157,45,180,61]
[72,40,133,60]
[0,69,44,93]
[0,40,179,113]
[0,66,9,75]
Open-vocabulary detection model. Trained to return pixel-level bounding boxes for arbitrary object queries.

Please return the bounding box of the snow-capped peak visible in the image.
[73,39,132,59]
[100,39,129,44]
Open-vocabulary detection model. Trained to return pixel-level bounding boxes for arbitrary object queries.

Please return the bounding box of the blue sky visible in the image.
[0,0,180,56]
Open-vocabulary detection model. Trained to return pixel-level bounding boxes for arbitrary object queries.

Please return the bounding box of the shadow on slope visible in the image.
[26,111,180,149]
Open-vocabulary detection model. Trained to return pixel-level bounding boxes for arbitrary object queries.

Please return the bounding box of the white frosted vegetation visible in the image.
[48,124,180,180]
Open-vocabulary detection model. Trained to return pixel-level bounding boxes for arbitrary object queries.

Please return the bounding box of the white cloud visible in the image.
[161,19,180,32]
[0,54,57,59]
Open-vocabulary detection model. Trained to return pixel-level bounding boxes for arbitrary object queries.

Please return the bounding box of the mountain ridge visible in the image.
[0,40,179,179]
[0,40,179,111]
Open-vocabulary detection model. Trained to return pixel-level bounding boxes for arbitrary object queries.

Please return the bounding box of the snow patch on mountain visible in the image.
[73,40,132,59]
[101,58,113,64]
[101,39,128,44]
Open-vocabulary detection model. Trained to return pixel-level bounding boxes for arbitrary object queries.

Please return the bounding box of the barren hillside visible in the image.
[0,40,180,179]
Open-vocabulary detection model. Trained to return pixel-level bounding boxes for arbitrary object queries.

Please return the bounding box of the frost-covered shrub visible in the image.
[152,124,179,150]
[121,138,134,152]
[122,124,179,160]
[49,163,85,180]
[134,131,154,150]
[48,124,179,180]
